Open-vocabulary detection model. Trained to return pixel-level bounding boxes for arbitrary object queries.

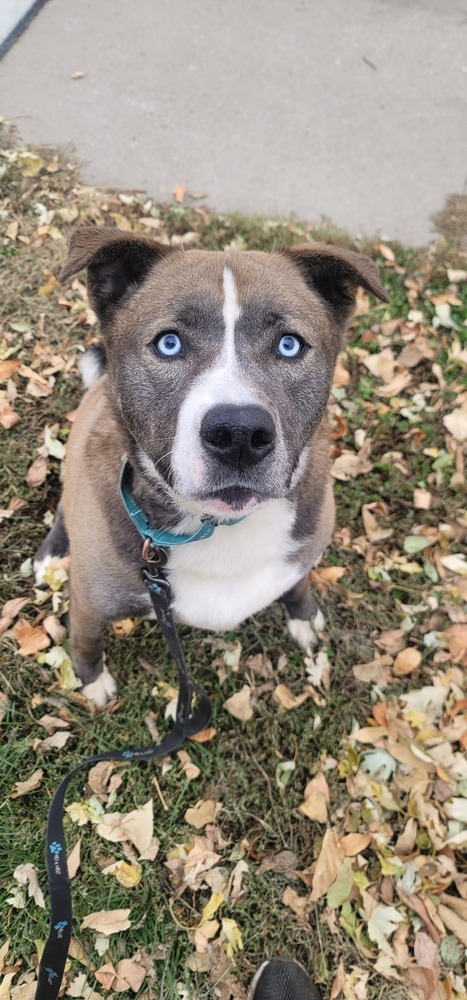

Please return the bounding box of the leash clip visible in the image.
[141,537,168,566]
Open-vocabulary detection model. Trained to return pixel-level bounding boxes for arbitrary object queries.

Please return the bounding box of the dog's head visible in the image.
[62,226,389,519]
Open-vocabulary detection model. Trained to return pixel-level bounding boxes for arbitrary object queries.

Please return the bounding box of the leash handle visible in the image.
[35,560,212,1000]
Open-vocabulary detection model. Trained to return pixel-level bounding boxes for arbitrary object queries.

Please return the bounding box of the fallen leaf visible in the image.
[446,624,467,666]
[172,183,186,204]
[37,714,70,734]
[13,621,50,656]
[443,404,467,443]
[331,448,373,481]
[367,904,406,955]
[25,456,48,487]
[299,772,329,822]
[185,799,222,830]
[177,750,201,780]
[339,833,372,856]
[102,860,142,888]
[283,886,310,919]
[11,768,43,798]
[0,359,20,380]
[273,683,310,710]
[80,908,131,935]
[413,488,432,510]
[437,903,467,947]
[363,347,395,383]
[310,829,344,901]
[113,958,146,993]
[2,597,28,620]
[392,647,422,676]
[223,685,253,721]
[189,727,217,743]
[68,838,81,879]
[13,863,45,908]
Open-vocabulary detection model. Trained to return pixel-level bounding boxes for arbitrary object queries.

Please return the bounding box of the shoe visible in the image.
[247,958,322,1000]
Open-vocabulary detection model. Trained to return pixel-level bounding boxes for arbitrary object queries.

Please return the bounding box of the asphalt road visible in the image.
[1,0,466,244]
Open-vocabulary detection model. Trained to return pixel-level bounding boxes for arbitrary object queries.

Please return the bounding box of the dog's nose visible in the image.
[201,404,276,468]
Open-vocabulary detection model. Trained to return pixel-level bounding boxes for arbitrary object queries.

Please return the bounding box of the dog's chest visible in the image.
[165,499,302,630]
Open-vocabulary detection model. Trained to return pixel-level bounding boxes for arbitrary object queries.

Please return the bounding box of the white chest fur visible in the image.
[166,499,303,630]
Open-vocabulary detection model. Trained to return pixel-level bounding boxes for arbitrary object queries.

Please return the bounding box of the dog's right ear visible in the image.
[60,225,175,320]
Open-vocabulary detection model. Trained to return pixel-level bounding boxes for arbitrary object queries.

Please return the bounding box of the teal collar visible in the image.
[119,460,243,547]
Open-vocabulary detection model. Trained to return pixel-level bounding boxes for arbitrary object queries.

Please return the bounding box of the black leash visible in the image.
[34,546,212,1000]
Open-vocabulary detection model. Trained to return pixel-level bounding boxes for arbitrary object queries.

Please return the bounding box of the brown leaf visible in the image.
[283,886,310,920]
[38,714,70,735]
[185,798,222,830]
[413,488,432,510]
[95,962,117,990]
[80,908,132,934]
[13,620,50,656]
[339,832,371,856]
[446,624,467,666]
[392,647,422,676]
[363,347,395,383]
[0,359,20,380]
[331,448,373,481]
[310,829,344,901]
[88,760,116,799]
[177,749,201,780]
[68,837,81,879]
[2,597,28,620]
[299,772,329,823]
[189,726,217,743]
[25,456,48,487]
[224,684,253,721]
[114,958,146,993]
[36,731,72,752]
[43,615,67,644]
[11,768,43,798]
[375,629,406,655]
[438,903,467,946]
[332,358,350,388]
[273,684,310,710]
[172,183,186,204]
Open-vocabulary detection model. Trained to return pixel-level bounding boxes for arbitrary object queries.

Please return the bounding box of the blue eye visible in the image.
[155,331,183,357]
[277,334,304,359]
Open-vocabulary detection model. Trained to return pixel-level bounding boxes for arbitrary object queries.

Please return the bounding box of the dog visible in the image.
[34,225,388,706]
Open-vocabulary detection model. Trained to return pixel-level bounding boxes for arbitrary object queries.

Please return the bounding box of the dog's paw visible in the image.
[287,608,325,650]
[81,662,117,708]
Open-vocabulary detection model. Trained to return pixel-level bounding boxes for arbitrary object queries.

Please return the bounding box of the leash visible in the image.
[34,475,215,1000]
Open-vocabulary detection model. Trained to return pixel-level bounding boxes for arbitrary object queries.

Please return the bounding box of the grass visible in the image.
[1,128,466,999]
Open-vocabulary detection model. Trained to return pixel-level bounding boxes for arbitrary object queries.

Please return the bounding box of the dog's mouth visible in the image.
[200,486,263,518]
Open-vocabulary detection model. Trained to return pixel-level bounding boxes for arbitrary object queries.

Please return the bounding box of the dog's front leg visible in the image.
[282,575,325,650]
[69,585,116,708]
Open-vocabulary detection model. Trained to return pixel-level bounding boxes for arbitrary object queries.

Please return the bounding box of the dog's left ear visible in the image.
[279,243,390,324]
[60,225,176,320]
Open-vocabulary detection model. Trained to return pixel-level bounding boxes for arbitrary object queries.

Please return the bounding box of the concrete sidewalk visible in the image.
[1,0,466,244]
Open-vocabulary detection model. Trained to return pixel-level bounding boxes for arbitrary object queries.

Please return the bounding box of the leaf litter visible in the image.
[0,130,466,998]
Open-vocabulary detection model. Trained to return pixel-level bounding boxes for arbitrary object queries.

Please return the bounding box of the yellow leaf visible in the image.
[221,917,243,957]
[201,892,224,922]
[19,152,44,176]
[102,860,142,888]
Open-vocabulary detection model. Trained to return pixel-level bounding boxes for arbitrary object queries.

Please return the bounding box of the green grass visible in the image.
[1,129,466,999]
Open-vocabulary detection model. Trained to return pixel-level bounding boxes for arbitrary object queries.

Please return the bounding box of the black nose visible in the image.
[201,404,276,469]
